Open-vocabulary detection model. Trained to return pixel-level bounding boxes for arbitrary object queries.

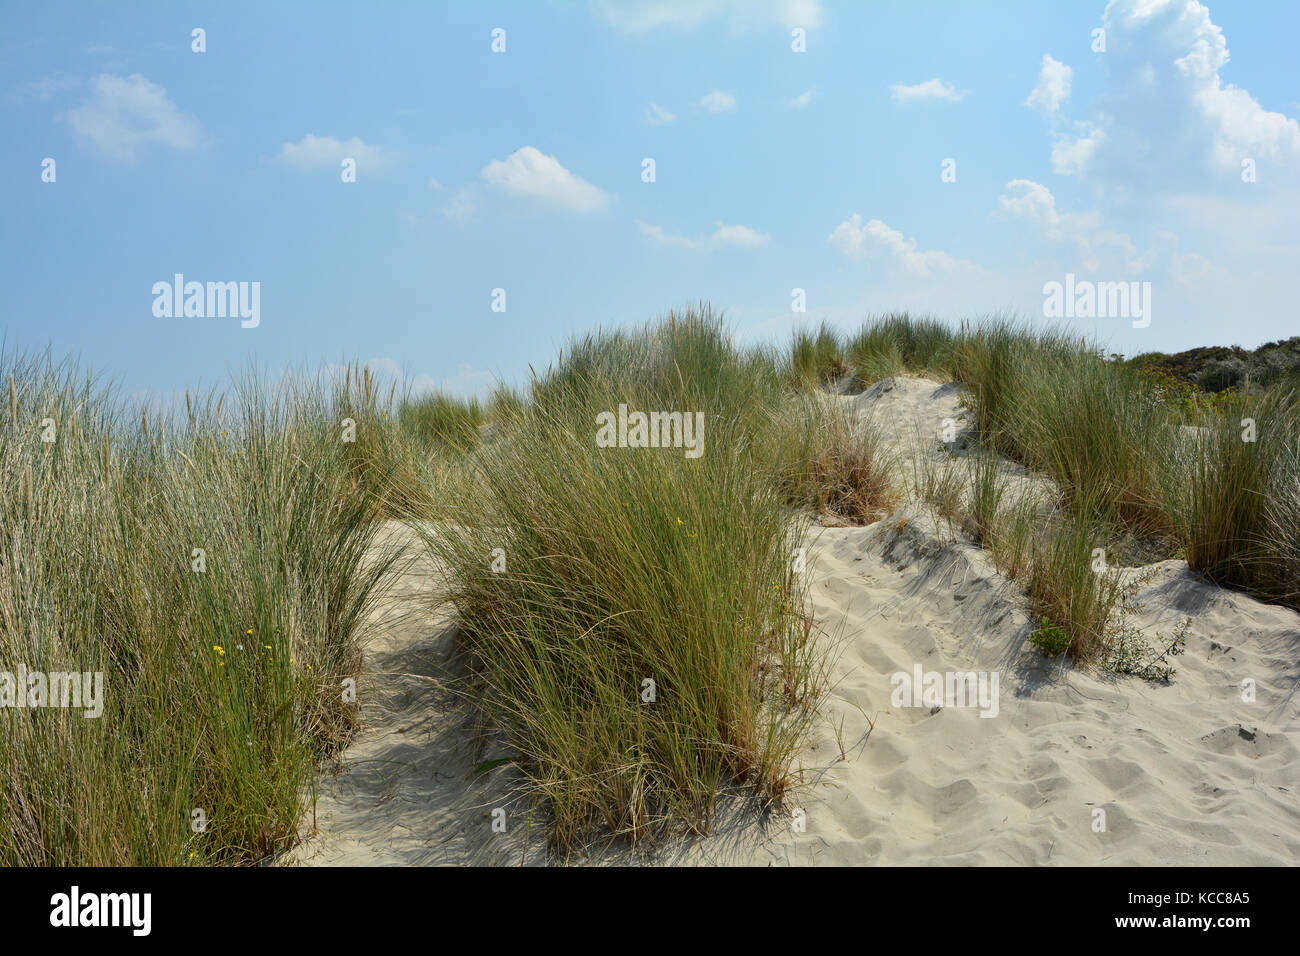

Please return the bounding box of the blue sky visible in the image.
[4,0,1298,401]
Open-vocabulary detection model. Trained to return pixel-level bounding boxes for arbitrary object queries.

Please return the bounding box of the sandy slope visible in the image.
[283,376,1300,866]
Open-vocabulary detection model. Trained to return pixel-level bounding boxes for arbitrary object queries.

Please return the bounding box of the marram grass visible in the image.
[0,350,398,865]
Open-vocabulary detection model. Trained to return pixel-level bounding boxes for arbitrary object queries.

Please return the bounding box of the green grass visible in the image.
[1160,383,1300,601]
[847,313,956,388]
[767,395,898,524]
[7,303,1294,862]
[399,389,485,454]
[1024,495,1128,662]
[421,308,828,849]
[789,322,848,389]
[0,350,397,865]
[843,313,1300,658]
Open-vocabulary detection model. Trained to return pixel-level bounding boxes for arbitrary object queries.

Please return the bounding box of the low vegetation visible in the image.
[5,304,1293,861]
[0,351,397,865]
[421,310,835,849]
[842,312,1300,663]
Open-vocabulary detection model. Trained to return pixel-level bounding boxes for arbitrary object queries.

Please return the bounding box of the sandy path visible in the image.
[281,524,537,866]
[284,376,1300,865]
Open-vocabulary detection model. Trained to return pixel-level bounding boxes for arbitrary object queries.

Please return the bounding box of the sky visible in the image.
[3,0,1299,402]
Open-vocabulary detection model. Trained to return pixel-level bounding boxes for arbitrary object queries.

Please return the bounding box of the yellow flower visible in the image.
[212,645,224,656]
[676,517,684,525]
[246,628,254,635]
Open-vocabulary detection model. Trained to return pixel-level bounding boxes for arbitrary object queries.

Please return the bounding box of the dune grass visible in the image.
[0,350,397,865]
[842,313,1300,658]
[7,303,1293,861]
[1024,495,1129,662]
[400,389,485,454]
[847,313,955,387]
[767,396,898,524]
[421,309,830,849]
[789,322,849,388]
[1160,384,1300,601]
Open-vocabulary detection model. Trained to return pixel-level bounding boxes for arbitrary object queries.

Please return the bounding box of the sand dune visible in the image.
[284,377,1300,866]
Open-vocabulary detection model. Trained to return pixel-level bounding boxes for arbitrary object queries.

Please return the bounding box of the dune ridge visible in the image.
[285,376,1300,866]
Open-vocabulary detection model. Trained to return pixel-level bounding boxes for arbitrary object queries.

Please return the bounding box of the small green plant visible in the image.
[1028,617,1071,657]
[1109,617,1191,682]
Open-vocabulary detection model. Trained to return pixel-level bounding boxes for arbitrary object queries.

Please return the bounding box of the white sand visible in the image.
[283,376,1300,866]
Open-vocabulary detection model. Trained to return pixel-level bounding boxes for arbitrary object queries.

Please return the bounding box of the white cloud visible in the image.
[889,78,967,104]
[710,222,767,247]
[699,90,737,114]
[827,214,978,276]
[443,187,478,223]
[789,89,815,109]
[996,179,1134,272]
[1025,54,1071,115]
[61,74,201,161]
[637,219,769,249]
[1051,125,1105,175]
[275,134,399,172]
[645,102,677,125]
[996,179,1211,278]
[480,146,611,213]
[1061,0,1300,184]
[589,0,821,33]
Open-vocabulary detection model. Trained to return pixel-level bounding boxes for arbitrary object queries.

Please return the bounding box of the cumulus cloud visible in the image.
[789,89,815,109]
[637,219,768,249]
[699,90,737,114]
[589,0,821,33]
[1025,54,1071,115]
[997,179,1136,272]
[644,102,677,125]
[480,147,611,213]
[1060,0,1300,184]
[996,179,1211,279]
[276,134,399,171]
[62,74,201,161]
[889,78,967,104]
[827,215,978,276]
[1051,126,1105,175]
